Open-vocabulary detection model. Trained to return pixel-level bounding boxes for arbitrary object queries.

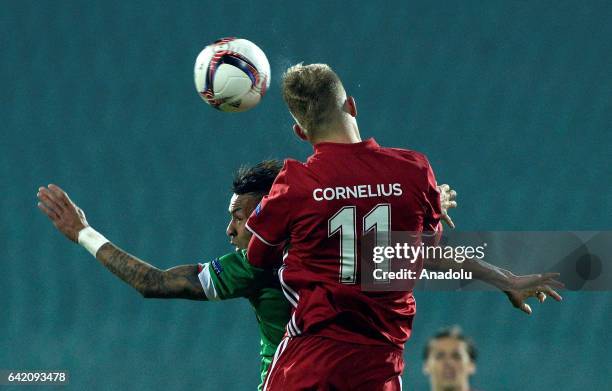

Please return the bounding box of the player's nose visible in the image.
[226,222,235,237]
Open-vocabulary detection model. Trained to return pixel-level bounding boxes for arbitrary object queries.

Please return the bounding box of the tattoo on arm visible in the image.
[95,242,205,300]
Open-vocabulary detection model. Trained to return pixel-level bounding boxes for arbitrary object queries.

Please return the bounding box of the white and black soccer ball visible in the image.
[194,37,271,112]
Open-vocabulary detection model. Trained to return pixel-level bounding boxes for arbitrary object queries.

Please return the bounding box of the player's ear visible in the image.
[293,124,308,141]
[344,96,357,117]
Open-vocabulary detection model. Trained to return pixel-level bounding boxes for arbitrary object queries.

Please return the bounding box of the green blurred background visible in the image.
[2,1,611,389]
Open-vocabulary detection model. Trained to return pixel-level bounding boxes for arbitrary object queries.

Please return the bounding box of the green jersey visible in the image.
[198,249,290,390]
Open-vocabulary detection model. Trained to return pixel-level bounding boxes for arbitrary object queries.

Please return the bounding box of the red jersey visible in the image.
[246,138,441,348]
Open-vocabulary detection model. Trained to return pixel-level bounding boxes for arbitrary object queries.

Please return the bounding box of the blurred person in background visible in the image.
[423,326,479,391]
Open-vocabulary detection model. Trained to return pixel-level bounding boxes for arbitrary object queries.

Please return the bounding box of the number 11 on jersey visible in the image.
[328,204,391,284]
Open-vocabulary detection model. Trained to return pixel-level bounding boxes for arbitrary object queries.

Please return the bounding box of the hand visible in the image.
[502,272,564,315]
[438,184,457,229]
[37,184,89,242]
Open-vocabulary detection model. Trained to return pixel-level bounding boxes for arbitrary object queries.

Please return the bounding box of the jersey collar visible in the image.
[312,138,380,155]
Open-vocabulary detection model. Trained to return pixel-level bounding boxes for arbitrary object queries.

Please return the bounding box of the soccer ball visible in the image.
[194,37,271,112]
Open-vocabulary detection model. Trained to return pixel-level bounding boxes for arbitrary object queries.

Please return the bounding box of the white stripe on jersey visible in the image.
[278,266,299,306]
[245,223,283,246]
[263,337,290,391]
[287,319,298,337]
[197,263,221,301]
[279,262,302,337]
[291,312,301,335]
[285,312,301,337]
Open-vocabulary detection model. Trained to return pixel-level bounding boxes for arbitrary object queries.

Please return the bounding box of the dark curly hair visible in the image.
[232,160,283,197]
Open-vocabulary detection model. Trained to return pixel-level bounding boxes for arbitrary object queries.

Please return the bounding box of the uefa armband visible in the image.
[77,226,109,257]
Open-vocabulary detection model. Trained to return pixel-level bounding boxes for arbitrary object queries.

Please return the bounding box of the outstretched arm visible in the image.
[37,184,205,301]
[424,184,563,314]
[424,252,564,315]
[94,243,204,300]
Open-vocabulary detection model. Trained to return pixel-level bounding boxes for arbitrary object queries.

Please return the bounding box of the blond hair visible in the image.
[281,63,346,135]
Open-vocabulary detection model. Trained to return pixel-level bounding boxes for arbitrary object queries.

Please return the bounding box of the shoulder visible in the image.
[272,158,310,193]
[382,147,432,169]
[217,250,246,263]
[213,250,249,271]
[383,147,430,163]
[213,250,273,280]
[279,158,306,178]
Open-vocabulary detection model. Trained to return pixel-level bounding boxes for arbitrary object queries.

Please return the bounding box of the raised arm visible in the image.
[94,243,204,300]
[423,256,563,314]
[37,184,205,301]
[426,183,563,314]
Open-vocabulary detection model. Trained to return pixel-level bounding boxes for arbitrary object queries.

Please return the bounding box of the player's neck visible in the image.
[310,122,361,145]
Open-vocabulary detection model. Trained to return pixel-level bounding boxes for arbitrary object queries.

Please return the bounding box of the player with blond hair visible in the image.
[246,63,563,390]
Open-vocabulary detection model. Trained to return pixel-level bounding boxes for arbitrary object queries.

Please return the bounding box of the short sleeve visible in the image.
[245,164,293,246]
[197,250,274,300]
